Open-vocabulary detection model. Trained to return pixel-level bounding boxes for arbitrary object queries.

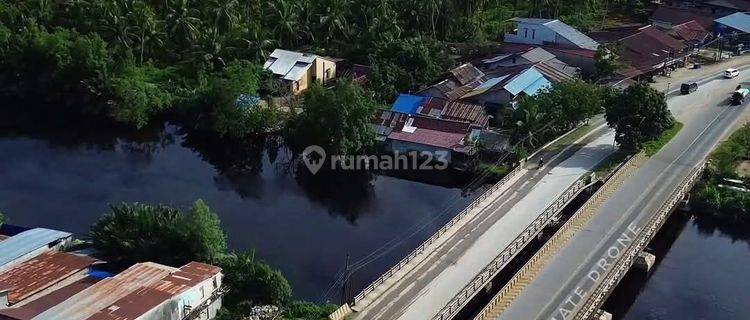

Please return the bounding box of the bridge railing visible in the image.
[433,173,597,320]
[352,160,526,306]
[574,160,707,320]
[472,152,645,320]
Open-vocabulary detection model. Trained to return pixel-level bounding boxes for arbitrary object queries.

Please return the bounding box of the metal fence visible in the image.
[472,153,645,320]
[352,160,526,306]
[574,160,706,320]
[433,174,593,320]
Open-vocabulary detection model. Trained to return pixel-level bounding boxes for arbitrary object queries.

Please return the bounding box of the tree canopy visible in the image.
[605,82,675,151]
[89,200,227,267]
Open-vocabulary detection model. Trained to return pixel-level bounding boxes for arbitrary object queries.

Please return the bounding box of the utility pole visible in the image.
[342,254,351,305]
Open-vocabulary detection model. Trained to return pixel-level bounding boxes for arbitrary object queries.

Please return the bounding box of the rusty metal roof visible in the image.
[0,277,100,320]
[0,251,98,305]
[85,262,221,320]
[32,262,175,320]
[0,229,72,271]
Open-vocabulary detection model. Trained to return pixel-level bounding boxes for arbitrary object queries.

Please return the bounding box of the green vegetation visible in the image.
[0,210,5,227]
[513,79,607,151]
[594,43,626,80]
[605,82,676,152]
[593,150,632,179]
[286,81,380,155]
[477,163,511,183]
[643,121,684,156]
[89,200,333,319]
[694,124,750,215]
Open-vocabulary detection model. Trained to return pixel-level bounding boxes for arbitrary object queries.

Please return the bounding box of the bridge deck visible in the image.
[352,128,616,320]
[496,74,750,320]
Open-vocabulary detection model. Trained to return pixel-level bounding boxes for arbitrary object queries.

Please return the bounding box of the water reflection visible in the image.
[0,106,475,299]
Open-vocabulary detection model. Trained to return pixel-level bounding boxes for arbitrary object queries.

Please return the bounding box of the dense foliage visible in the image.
[605,82,675,151]
[512,79,606,150]
[219,251,292,309]
[89,200,227,267]
[695,125,750,214]
[287,81,380,155]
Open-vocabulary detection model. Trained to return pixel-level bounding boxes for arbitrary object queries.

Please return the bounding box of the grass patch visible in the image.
[644,121,684,156]
[477,163,511,183]
[545,123,597,154]
[593,150,633,179]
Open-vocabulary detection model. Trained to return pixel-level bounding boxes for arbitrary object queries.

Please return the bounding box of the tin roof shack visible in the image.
[418,63,486,101]
[386,116,477,165]
[0,229,73,273]
[0,251,98,308]
[0,277,101,320]
[389,94,491,128]
[460,67,552,110]
[87,262,223,320]
[263,49,338,95]
[32,262,176,320]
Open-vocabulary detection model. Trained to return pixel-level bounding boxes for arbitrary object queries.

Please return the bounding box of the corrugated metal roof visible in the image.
[0,251,98,305]
[544,20,600,50]
[504,68,547,96]
[520,47,556,63]
[32,262,175,320]
[86,262,221,320]
[0,228,72,270]
[716,12,750,33]
[461,75,510,99]
[391,94,426,115]
[263,49,317,81]
[0,277,101,320]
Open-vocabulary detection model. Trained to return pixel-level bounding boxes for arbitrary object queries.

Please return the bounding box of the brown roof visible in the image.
[650,6,714,30]
[418,97,448,117]
[0,251,98,305]
[442,101,490,127]
[706,0,750,11]
[615,25,689,77]
[388,116,470,150]
[86,262,221,320]
[450,63,485,86]
[0,277,100,320]
[670,20,711,42]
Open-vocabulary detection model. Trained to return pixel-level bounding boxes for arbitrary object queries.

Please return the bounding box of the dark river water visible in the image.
[609,210,750,320]
[0,110,478,302]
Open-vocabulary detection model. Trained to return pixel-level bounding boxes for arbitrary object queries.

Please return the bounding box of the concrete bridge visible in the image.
[475,70,750,320]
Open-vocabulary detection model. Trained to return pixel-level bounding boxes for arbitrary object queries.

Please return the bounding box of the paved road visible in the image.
[497,72,750,320]
[352,124,617,320]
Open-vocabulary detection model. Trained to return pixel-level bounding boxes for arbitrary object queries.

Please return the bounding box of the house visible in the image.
[389,94,491,127]
[460,67,553,109]
[650,6,714,30]
[669,20,713,48]
[481,43,595,76]
[386,116,476,163]
[0,251,99,308]
[263,49,338,95]
[418,63,486,101]
[664,0,750,18]
[504,18,599,51]
[28,261,223,320]
[715,11,750,34]
[592,25,689,79]
[0,228,73,273]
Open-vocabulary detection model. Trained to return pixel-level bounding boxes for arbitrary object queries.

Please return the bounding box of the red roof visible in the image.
[670,20,711,43]
[388,116,470,150]
[650,6,714,30]
[0,251,98,305]
[0,277,100,320]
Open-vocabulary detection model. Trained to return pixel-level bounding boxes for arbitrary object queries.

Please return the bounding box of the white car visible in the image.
[725,68,740,78]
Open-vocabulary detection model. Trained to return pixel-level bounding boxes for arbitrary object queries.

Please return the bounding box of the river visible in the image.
[0,110,479,302]
[607,209,750,320]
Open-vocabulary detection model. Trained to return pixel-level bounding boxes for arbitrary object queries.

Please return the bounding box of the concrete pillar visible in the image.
[634,251,657,272]
[596,310,613,320]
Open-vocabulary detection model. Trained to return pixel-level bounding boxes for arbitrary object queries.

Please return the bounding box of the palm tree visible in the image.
[165,0,202,49]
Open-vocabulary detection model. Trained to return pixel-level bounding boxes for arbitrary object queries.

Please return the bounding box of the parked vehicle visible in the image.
[725,68,740,78]
[731,88,749,105]
[680,82,698,94]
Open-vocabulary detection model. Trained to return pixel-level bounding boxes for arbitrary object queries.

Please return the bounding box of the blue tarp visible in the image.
[391,94,426,115]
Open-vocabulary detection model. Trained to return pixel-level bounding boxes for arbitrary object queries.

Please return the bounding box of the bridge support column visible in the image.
[634,251,657,272]
[678,193,691,211]
[595,309,613,320]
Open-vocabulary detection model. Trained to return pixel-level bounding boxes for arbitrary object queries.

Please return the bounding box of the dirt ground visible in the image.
[737,160,750,178]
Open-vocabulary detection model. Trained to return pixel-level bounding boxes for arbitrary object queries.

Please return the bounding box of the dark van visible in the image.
[680,82,698,94]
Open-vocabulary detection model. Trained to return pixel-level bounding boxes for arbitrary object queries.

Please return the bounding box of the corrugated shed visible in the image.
[263,49,317,81]
[32,262,175,320]
[86,262,221,320]
[442,102,490,127]
[449,63,485,86]
[0,228,72,270]
[0,277,101,320]
[544,20,600,50]
[0,251,98,305]
[715,12,750,33]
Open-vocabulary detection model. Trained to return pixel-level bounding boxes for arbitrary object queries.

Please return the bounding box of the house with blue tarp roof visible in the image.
[391,94,427,115]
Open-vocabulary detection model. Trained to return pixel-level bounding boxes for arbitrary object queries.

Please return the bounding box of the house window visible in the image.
[325,68,331,80]
[532,29,536,39]
[294,81,300,92]
[524,28,528,38]
[201,287,205,298]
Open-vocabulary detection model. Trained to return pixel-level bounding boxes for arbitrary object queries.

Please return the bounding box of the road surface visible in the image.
[497,71,750,320]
